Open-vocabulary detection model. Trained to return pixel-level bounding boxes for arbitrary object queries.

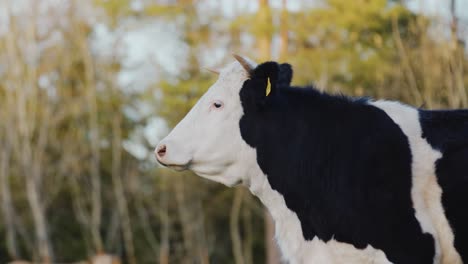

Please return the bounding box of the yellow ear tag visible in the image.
[266,77,271,96]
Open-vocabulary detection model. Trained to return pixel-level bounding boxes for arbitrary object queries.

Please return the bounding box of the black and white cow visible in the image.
[155,55,468,264]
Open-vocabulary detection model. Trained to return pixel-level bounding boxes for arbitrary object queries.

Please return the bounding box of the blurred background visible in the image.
[0,0,467,263]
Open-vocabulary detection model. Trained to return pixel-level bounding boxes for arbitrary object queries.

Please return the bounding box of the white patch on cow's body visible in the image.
[371,101,462,264]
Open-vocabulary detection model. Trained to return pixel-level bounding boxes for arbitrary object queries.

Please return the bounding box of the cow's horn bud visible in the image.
[233,54,253,74]
[204,67,220,75]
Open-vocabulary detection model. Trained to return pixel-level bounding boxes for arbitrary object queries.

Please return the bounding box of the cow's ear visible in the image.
[254,62,294,95]
[278,63,293,88]
[240,62,280,111]
[239,77,269,112]
[251,62,280,97]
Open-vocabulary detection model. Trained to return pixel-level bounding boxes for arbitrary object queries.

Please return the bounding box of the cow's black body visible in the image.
[239,62,468,263]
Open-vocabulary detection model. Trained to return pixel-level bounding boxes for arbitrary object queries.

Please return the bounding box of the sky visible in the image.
[407,0,468,20]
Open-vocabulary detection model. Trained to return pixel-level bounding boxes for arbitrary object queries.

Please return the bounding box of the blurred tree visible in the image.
[279,0,289,61]
[288,0,414,94]
[1,3,54,262]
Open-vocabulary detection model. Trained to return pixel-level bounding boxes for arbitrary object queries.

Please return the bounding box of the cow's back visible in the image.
[420,109,468,262]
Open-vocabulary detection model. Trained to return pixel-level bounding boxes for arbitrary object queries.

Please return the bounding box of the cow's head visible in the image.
[155,55,293,186]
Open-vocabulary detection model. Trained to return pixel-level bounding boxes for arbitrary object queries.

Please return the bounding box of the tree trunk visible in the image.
[4,3,54,261]
[449,0,467,107]
[159,177,170,264]
[174,176,195,263]
[84,35,104,256]
[69,0,104,252]
[242,197,253,264]
[111,115,136,264]
[265,211,280,264]
[257,0,272,60]
[230,188,245,264]
[279,0,289,61]
[0,141,19,259]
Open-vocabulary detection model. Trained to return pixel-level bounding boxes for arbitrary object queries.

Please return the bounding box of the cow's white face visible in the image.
[155,56,257,186]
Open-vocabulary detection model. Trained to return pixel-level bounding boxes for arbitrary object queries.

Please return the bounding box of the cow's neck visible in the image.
[246,167,305,263]
[239,126,325,263]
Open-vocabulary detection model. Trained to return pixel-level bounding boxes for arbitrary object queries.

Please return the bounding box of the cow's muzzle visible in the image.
[155,141,191,171]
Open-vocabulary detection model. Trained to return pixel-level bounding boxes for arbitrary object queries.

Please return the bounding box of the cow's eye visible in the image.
[212,101,223,109]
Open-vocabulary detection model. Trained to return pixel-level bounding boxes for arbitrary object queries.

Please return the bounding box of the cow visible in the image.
[155,55,468,264]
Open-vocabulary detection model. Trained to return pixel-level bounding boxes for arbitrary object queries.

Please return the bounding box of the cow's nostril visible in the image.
[157,145,167,158]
